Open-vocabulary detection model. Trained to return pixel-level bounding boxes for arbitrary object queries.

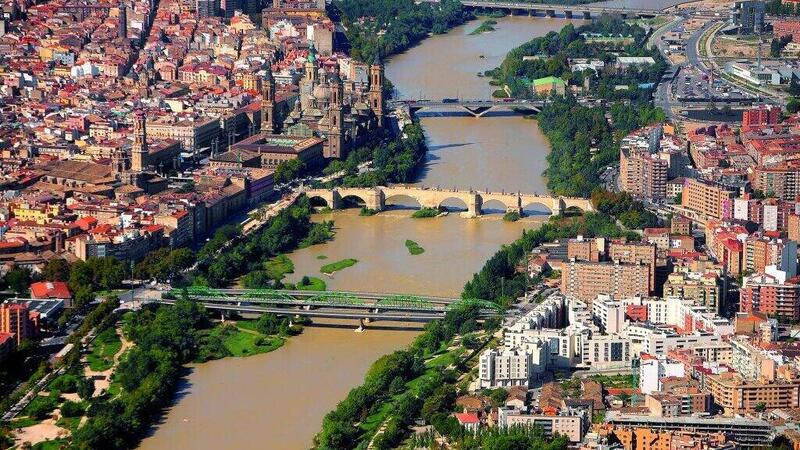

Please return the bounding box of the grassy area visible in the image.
[296,276,327,291]
[316,255,328,260]
[202,324,285,358]
[10,416,42,428]
[86,327,122,372]
[470,19,497,35]
[56,415,82,433]
[320,258,358,274]
[264,254,294,280]
[588,373,638,388]
[404,239,425,255]
[503,211,520,222]
[32,440,69,450]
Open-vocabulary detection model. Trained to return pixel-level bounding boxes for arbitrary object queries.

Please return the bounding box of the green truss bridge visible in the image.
[159,287,503,324]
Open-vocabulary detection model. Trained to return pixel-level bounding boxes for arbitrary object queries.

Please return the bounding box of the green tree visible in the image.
[4,267,31,294]
[787,97,800,114]
[274,159,306,184]
[43,259,71,281]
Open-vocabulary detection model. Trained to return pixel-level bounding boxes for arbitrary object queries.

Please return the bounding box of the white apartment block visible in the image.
[479,348,533,388]
[640,356,685,394]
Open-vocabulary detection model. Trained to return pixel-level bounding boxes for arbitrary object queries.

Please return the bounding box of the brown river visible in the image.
[139,16,576,450]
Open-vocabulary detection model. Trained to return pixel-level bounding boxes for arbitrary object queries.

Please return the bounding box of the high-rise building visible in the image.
[620,145,668,202]
[0,303,35,345]
[733,1,765,35]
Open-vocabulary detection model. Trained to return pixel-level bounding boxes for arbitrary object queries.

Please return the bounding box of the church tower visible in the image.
[326,69,345,159]
[261,65,276,134]
[369,55,384,128]
[111,146,129,173]
[304,43,318,85]
[131,112,148,172]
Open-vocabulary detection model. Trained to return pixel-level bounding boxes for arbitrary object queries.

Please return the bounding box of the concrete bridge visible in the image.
[432,0,663,19]
[389,99,545,117]
[303,185,593,217]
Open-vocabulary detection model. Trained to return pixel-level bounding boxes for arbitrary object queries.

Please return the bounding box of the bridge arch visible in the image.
[307,195,331,208]
[384,193,423,210]
[522,201,553,216]
[340,194,368,208]
[438,196,470,211]
[481,199,512,214]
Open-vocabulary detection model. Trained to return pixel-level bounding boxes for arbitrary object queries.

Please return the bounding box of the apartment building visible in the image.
[707,371,800,415]
[561,260,650,304]
[681,178,735,221]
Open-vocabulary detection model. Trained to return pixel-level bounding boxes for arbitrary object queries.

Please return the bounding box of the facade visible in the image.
[0,303,35,345]
[620,145,668,202]
[561,261,650,303]
[229,134,324,169]
[681,178,735,221]
[497,408,584,443]
[478,348,532,388]
[733,0,765,34]
[640,356,685,394]
[663,271,720,312]
[740,271,800,321]
[742,105,781,130]
[750,159,800,200]
[706,371,800,415]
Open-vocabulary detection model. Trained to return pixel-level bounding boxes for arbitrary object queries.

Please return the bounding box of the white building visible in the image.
[479,348,533,388]
[582,334,632,370]
[639,355,685,394]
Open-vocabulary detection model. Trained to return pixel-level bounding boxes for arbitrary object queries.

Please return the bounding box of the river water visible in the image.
[139,16,572,450]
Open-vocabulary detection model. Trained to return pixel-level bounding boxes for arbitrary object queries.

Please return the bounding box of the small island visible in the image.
[405,239,425,255]
[320,258,359,275]
[470,19,497,35]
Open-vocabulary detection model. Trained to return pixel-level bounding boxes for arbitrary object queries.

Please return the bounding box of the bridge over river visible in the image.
[303,185,593,217]
[419,0,663,19]
[389,99,546,117]
[157,287,502,325]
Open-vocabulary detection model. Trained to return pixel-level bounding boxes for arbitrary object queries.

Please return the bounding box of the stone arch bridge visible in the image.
[302,185,593,217]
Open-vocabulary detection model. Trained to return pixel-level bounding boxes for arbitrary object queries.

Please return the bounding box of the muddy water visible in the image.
[140,16,569,450]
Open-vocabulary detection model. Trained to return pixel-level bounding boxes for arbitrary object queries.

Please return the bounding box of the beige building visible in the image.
[620,145,668,201]
[561,260,650,304]
[229,134,324,169]
[706,371,800,415]
[681,178,735,221]
[663,271,721,312]
[498,408,583,443]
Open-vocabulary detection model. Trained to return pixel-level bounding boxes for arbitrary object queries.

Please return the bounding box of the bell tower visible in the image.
[326,70,344,159]
[131,112,148,172]
[261,65,277,134]
[369,55,384,128]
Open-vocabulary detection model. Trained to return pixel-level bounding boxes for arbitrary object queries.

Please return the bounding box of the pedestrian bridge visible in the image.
[302,185,593,217]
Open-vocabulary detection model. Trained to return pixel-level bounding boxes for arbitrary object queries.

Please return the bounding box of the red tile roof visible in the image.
[29,281,72,299]
[454,413,480,424]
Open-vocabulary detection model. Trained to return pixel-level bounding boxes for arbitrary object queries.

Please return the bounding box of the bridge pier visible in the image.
[582,10,591,19]
[546,9,555,17]
[564,10,572,18]
[468,193,482,217]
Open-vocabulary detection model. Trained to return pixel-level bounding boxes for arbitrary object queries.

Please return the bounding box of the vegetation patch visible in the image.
[470,19,496,35]
[86,327,122,372]
[404,240,425,255]
[359,207,379,216]
[296,276,327,291]
[320,258,359,274]
[411,207,441,218]
[503,211,520,222]
[316,255,328,260]
[264,254,294,281]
